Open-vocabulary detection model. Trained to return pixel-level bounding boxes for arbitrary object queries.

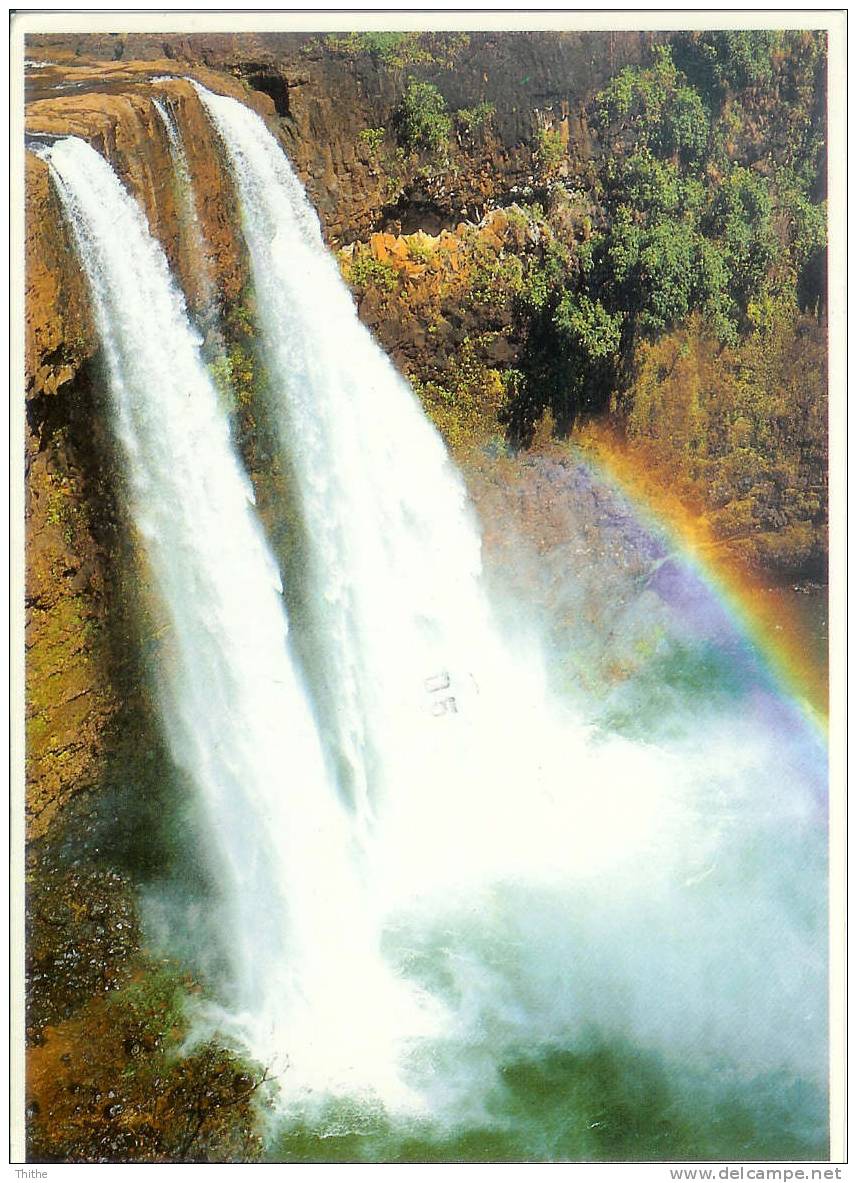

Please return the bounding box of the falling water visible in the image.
[193,82,828,1157]
[151,96,217,314]
[193,82,563,841]
[33,135,432,1106]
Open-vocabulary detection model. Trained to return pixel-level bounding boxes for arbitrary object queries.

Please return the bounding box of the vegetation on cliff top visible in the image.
[320,30,471,70]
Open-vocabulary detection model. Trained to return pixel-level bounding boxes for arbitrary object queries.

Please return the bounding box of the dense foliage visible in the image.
[393,84,495,166]
[620,309,828,573]
[501,33,827,444]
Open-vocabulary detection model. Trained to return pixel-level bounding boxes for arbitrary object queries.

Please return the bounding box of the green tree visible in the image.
[553,293,624,360]
[597,45,709,166]
[694,236,738,343]
[703,165,777,316]
[603,150,683,219]
[502,33,825,446]
[704,30,777,91]
[636,218,699,335]
[663,82,710,163]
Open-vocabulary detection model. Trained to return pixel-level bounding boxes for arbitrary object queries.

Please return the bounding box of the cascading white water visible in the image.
[151,95,217,314]
[193,78,827,1139]
[34,135,435,1106]
[192,82,579,854]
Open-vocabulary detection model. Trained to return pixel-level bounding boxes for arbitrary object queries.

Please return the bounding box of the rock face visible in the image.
[25,143,112,840]
[27,31,656,241]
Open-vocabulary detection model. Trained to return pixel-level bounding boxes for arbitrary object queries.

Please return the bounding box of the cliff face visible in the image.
[27,32,656,241]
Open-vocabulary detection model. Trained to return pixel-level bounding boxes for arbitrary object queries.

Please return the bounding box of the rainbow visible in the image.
[573,424,828,738]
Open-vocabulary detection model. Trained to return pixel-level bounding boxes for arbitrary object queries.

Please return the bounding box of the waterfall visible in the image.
[152,95,217,314]
[32,93,827,1152]
[192,82,828,1139]
[34,135,432,1106]
[192,83,566,851]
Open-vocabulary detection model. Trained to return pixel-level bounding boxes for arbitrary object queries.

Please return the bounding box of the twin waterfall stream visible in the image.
[33,84,828,1158]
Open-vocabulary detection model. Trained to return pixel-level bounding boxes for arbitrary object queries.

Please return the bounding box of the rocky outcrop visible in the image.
[25,65,270,367]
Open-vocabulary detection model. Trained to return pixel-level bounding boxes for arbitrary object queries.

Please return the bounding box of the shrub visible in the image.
[357,126,386,154]
[406,236,436,264]
[603,150,683,218]
[347,252,400,293]
[324,32,428,67]
[517,239,570,312]
[412,339,504,452]
[597,47,675,133]
[596,45,709,166]
[663,83,710,163]
[702,30,777,93]
[323,31,469,69]
[636,219,699,335]
[694,236,738,344]
[208,344,258,412]
[456,101,495,137]
[703,165,777,314]
[535,127,566,177]
[396,79,452,159]
[470,253,524,309]
[504,204,539,234]
[360,31,430,66]
[554,294,623,360]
